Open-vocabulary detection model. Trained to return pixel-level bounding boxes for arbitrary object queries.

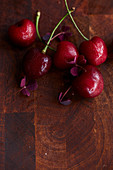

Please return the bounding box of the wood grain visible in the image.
[0,0,113,169]
[5,112,35,170]
[0,113,5,170]
[89,0,113,14]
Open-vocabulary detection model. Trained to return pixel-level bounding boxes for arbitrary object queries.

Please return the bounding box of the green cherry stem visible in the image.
[64,0,89,41]
[42,9,74,54]
[36,11,42,42]
[36,11,55,51]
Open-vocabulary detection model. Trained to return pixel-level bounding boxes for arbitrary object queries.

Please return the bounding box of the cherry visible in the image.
[79,36,107,66]
[72,65,104,98]
[8,19,36,47]
[64,0,107,66]
[23,48,51,79]
[54,41,79,69]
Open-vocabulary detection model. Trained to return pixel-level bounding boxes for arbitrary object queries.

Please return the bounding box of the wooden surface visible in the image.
[0,0,113,169]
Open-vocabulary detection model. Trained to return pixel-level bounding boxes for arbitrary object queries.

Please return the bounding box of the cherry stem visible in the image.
[36,11,55,51]
[36,11,42,41]
[60,86,72,102]
[64,0,89,41]
[42,9,74,54]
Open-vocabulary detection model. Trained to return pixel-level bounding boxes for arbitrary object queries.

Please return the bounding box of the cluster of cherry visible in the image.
[8,0,108,105]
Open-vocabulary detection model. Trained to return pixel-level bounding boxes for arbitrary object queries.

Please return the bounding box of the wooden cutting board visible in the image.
[0,0,113,169]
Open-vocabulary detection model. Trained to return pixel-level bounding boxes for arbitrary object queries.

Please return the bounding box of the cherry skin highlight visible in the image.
[8,19,36,47]
[72,65,104,98]
[54,41,79,69]
[23,48,52,79]
[79,36,107,66]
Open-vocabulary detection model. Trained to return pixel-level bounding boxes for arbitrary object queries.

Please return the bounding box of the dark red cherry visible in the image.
[79,36,107,66]
[54,41,79,69]
[8,19,36,47]
[72,65,104,98]
[23,48,51,79]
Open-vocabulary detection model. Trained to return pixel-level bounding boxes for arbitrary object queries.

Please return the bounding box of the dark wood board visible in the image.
[0,0,113,169]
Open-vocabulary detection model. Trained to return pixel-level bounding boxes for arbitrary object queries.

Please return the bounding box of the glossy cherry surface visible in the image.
[72,65,104,98]
[23,48,51,79]
[8,19,36,47]
[79,36,107,66]
[54,41,79,69]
